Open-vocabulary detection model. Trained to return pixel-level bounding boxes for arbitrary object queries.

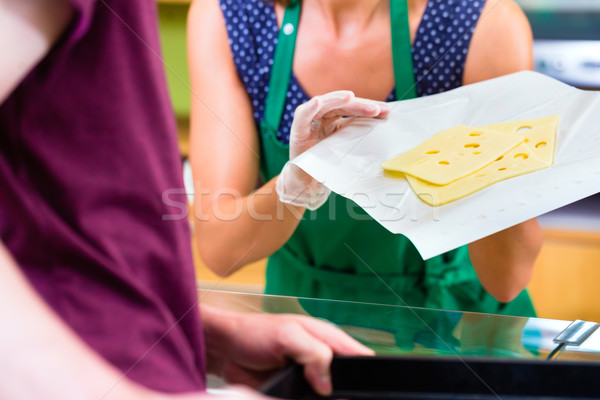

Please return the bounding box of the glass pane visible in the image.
[198,290,600,362]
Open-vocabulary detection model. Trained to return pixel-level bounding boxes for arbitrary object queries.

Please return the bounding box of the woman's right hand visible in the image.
[277,91,389,210]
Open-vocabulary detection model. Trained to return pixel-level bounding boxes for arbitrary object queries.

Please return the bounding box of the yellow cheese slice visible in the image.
[381,125,524,185]
[480,115,559,166]
[406,142,548,206]
[481,115,559,136]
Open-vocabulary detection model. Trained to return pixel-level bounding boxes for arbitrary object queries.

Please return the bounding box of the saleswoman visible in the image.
[188,0,542,316]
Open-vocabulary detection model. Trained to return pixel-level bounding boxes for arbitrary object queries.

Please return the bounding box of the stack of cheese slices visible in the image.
[381,116,560,206]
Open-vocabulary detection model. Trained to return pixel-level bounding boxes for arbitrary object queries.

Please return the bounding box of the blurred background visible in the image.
[156,0,600,322]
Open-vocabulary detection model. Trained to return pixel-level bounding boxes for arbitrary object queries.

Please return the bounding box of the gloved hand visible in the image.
[276,91,389,210]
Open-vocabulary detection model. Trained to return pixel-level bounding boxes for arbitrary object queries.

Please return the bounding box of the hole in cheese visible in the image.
[469,132,483,136]
[516,125,533,132]
[425,150,440,154]
[535,141,547,149]
[514,153,529,160]
[473,151,482,155]
[496,156,504,161]
[416,158,429,165]
[464,143,480,148]
[438,161,450,165]
[498,167,507,171]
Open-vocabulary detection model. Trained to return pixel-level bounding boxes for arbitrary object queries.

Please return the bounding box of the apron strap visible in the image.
[262,0,301,134]
[391,0,417,100]
[262,0,417,134]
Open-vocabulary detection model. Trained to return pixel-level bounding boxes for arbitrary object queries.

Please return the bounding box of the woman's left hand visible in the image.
[277,91,389,210]
[289,90,389,160]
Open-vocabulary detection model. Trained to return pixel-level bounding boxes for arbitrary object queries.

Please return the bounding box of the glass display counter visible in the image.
[198,290,600,399]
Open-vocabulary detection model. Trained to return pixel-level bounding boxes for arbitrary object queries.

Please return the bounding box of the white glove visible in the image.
[276,91,389,210]
[276,162,331,210]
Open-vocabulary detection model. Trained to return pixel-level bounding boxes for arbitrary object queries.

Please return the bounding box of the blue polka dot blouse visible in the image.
[218,0,485,144]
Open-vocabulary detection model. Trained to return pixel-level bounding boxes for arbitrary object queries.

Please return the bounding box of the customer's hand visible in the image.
[201,305,374,397]
[276,91,389,210]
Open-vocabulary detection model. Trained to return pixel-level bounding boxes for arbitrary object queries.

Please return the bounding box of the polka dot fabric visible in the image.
[413,0,485,95]
[218,0,485,144]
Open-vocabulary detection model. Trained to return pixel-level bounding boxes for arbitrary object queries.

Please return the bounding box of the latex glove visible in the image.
[276,91,389,210]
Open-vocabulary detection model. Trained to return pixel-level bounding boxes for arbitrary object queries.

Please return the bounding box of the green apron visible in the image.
[259,0,535,319]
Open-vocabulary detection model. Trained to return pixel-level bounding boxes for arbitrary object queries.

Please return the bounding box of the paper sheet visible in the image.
[291,71,600,259]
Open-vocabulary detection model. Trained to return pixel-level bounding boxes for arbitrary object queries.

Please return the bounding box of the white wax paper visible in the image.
[292,71,600,259]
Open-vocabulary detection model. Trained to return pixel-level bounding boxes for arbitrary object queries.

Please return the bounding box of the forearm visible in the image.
[194,177,305,276]
[0,0,73,104]
[468,219,542,303]
[0,244,147,400]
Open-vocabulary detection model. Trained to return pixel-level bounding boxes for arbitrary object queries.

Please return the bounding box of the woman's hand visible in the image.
[277,91,389,210]
[289,90,389,159]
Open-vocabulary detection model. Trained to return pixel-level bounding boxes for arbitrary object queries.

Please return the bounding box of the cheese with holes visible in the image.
[480,115,559,165]
[405,142,548,206]
[381,125,524,185]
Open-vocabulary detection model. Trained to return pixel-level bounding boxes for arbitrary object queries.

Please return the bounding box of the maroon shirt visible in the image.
[0,0,205,392]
